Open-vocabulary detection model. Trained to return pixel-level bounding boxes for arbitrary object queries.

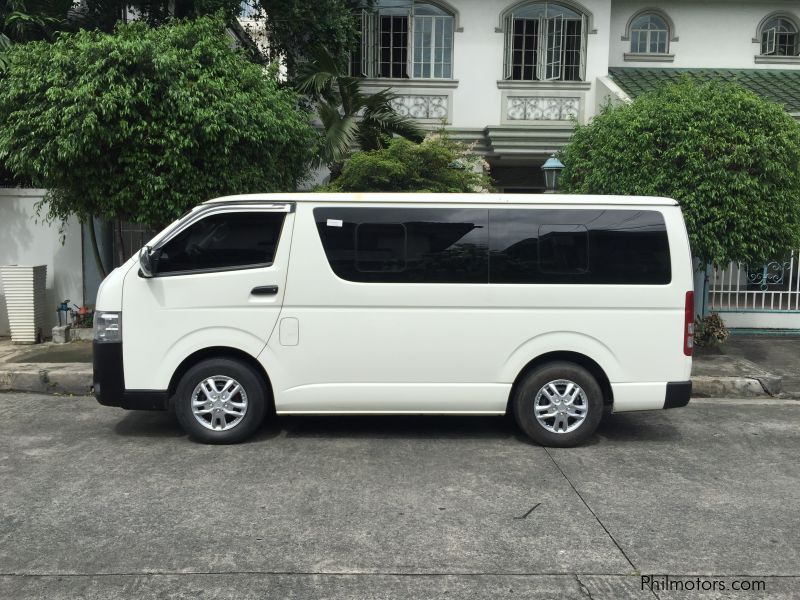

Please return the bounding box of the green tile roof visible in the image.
[608,67,800,114]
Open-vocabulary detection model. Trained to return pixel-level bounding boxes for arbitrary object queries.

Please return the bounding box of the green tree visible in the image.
[327,135,492,193]
[255,0,370,76]
[297,47,423,177]
[0,0,71,70]
[559,79,800,266]
[0,16,317,275]
[0,0,74,184]
[69,0,244,33]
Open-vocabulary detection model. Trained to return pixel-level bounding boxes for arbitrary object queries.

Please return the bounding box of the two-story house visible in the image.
[342,1,800,328]
[344,0,799,192]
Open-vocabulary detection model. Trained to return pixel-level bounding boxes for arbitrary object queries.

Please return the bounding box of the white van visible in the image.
[93,193,693,446]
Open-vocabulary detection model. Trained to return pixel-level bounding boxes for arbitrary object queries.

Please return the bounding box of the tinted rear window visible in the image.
[490,209,671,284]
[315,207,488,283]
[314,207,671,285]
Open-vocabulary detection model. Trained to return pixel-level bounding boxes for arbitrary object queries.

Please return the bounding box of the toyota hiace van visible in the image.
[93,193,693,446]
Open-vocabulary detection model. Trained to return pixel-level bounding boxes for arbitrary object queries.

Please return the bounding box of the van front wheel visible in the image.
[174,358,267,444]
[512,361,603,447]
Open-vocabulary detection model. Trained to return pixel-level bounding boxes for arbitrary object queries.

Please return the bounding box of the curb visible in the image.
[691,375,776,399]
[0,364,92,396]
[0,363,787,401]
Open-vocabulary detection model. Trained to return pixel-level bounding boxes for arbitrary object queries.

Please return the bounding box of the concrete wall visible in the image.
[0,189,83,337]
[609,0,800,70]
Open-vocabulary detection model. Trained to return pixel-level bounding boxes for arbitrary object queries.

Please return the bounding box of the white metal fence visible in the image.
[708,251,800,312]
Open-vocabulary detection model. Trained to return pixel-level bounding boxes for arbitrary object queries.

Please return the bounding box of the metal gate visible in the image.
[708,251,800,329]
[113,221,157,267]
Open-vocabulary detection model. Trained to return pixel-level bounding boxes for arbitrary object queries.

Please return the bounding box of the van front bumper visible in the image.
[93,341,169,411]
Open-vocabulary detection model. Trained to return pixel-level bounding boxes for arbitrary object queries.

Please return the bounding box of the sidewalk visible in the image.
[693,334,800,399]
[0,335,798,399]
[0,338,92,395]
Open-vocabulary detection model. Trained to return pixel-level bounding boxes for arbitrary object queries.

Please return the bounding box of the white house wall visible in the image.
[0,189,83,336]
[386,0,614,130]
[609,0,800,70]
[365,1,799,135]
[449,0,611,128]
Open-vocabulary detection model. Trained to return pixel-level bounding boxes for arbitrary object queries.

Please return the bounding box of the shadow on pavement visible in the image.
[594,411,683,444]
[113,410,184,439]
[109,407,684,445]
[277,414,519,441]
[112,409,284,443]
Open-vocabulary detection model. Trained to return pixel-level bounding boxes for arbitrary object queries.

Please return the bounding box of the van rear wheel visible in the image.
[174,358,267,444]
[512,361,603,447]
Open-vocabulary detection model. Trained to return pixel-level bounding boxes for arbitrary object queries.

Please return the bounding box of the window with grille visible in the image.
[760,17,799,56]
[379,15,409,78]
[412,6,454,79]
[349,10,369,77]
[629,13,669,54]
[349,1,455,79]
[503,2,586,82]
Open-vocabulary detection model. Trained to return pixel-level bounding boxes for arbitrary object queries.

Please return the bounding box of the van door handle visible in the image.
[251,285,279,296]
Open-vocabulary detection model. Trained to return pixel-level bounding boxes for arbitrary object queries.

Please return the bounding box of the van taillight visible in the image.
[684,291,694,356]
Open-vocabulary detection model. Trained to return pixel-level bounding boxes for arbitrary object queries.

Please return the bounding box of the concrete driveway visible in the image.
[0,394,798,599]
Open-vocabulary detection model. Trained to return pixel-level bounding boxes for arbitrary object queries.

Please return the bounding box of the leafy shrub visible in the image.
[694,313,730,348]
[559,79,800,266]
[0,16,318,229]
[327,135,493,193]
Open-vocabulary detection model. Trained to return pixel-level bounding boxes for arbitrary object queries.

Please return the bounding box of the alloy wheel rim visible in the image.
[533,379,588,434]
[191,375,248,432]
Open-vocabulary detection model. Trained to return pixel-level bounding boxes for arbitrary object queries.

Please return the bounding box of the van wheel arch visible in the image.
[507,351,613,414]
[168,347,274,412]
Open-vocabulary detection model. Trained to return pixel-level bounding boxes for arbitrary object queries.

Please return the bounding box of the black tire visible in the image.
[512,361,603,447]
[174,358,267,444]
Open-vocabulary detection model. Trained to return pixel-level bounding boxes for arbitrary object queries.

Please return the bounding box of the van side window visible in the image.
[156,211,286,275]
[539,225,589,274]
[490,209,671,284]
[315,207,488,283]
[356,223,407,272]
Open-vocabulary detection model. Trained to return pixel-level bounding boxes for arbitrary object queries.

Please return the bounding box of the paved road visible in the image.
[1,394,798,599]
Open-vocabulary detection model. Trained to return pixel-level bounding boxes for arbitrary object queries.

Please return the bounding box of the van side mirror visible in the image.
[139,246,160,278]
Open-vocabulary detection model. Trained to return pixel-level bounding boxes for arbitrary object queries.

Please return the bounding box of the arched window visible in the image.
[501,2,587,82]
[350,1,456,79]
[629,13,669,54]
[759,16,799,56]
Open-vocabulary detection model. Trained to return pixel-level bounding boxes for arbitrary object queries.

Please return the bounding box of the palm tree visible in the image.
[296,47,423,178]
[0,0,69,71]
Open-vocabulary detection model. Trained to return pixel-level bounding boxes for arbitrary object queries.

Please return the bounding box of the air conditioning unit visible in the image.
[0,265,47,344]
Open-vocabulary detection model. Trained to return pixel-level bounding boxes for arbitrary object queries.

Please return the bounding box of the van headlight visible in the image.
[94,311,122,343]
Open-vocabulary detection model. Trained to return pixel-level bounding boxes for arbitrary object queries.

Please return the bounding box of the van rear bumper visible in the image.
[664,380,692,409]
[93,341,169,411]
[612,381,691,412]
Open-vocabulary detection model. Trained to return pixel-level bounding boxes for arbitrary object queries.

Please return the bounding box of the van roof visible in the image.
[202,193,678,207]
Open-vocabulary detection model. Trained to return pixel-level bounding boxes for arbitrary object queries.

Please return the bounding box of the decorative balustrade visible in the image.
[506,96,580,121]
[390,95,449,120]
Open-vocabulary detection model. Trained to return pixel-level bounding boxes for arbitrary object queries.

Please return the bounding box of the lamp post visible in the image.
[541,154,565,194]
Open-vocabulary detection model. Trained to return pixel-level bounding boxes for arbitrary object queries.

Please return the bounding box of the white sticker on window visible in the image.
[327,219,343,227]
